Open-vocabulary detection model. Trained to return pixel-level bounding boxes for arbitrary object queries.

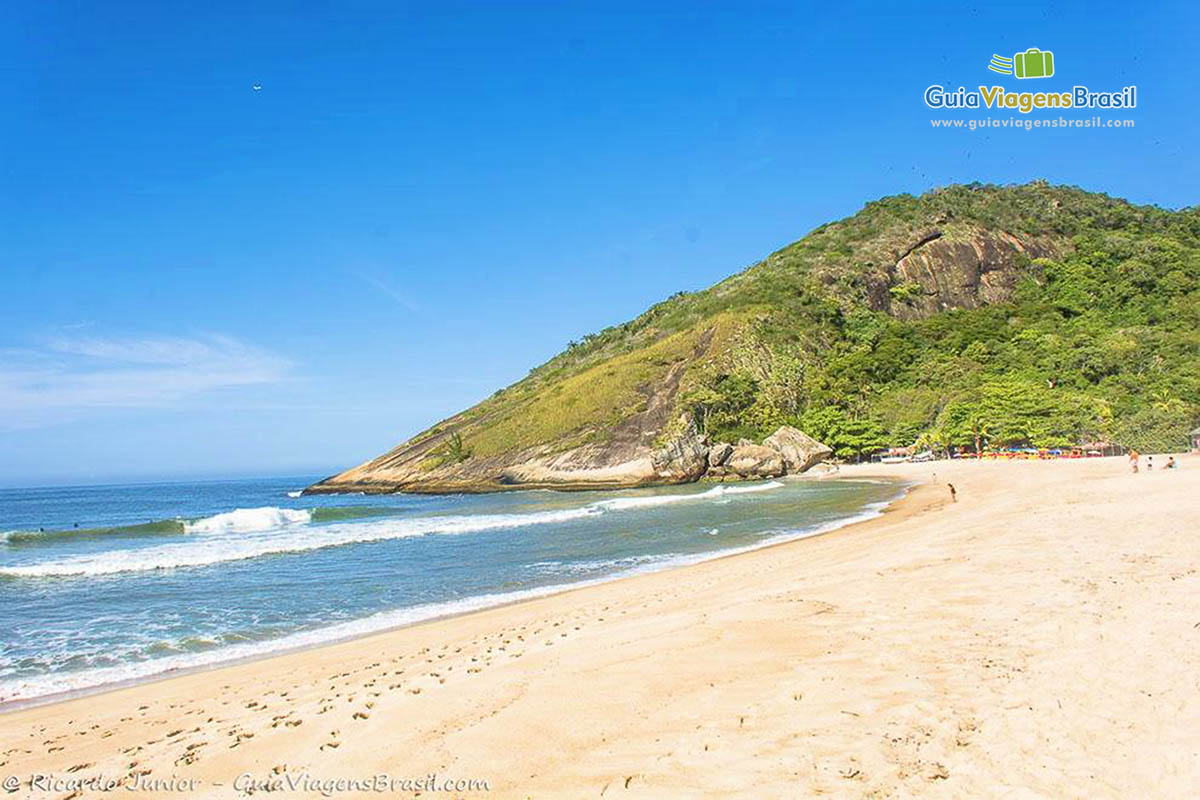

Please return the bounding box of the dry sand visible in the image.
[2,456,1198,798]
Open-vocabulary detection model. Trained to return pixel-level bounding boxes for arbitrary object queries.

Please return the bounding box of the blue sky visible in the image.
[1,1,1196,486]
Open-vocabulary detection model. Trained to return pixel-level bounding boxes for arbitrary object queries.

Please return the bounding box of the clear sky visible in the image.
[2,0,1196,486]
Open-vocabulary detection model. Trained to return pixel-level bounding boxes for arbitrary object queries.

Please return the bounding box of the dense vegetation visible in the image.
[413,183,1199,467]
[672,185,1200,458]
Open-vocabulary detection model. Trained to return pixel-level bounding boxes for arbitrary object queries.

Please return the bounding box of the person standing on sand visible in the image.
[1129,450,1140,473]
[1165,456,1177,470]
[948,483,957,502]
[1147,456,1154,470]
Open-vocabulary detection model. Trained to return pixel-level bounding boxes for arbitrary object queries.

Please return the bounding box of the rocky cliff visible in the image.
[306,422,830,494]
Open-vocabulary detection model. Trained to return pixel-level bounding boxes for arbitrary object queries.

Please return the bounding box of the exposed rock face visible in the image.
[306,416,833,493]
[763,426,833,473]
[868,228,1058,320]
[305,421,834,494]
[652,432,710,482]
[707,442,733,467]
[726,444,785,479]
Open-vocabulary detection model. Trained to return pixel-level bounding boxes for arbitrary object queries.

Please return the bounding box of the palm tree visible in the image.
[1151,389,1183,412]
[919,427,952,459]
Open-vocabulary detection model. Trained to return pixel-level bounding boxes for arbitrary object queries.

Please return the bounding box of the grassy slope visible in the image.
[455,315,743,459]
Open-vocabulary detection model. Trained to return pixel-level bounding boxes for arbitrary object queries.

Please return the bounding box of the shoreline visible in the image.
[0,475,913,712]
[5,456,1196,798]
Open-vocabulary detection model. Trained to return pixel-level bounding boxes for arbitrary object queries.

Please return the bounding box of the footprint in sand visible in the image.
[175,742,205,766]
[229,731,255,749]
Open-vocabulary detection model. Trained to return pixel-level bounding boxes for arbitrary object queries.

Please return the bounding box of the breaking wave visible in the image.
[2,506,407,547]
[183,507,312,534]
[0,507,600,578]
[0,480,790,578]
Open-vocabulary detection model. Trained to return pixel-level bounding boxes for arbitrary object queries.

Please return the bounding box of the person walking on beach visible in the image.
[948,483,957,502]
[1129,449,1140,473]
[1166,456,1177,470]
[1147,456,1154,470]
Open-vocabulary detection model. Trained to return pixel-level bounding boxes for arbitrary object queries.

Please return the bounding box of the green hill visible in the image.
[308,182,1200,494]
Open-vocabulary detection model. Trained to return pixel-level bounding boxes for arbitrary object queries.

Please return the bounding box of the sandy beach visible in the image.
[2,456,1197,798]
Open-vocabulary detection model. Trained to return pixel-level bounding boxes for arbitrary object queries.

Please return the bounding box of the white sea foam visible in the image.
[0,491,899,704]
[526,552,678,577]
[184,507,311,534]
[286,491,303,498]
[592,480,783,511]
[0,481,791,578]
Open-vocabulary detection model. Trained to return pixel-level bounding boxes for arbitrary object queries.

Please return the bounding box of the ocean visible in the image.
[0,475,903,704]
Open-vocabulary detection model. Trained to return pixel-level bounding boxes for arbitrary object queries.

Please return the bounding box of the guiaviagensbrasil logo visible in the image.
[924,46,1136,115]
[988,48,1054,79]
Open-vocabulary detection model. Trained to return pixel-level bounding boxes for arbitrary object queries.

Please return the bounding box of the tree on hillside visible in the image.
[798,407,888,462]
[968,417,990,455]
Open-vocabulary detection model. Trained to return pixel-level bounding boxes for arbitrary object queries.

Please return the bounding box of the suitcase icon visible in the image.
[1013,48,1054,79]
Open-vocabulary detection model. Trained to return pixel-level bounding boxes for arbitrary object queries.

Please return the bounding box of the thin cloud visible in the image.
[0,334,291,428]
[46,333,278,369]
[350,268,421,313]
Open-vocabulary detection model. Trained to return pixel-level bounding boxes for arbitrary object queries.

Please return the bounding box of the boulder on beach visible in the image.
[763,426,833,473]
[652,431,710,482]
[726,444,785,479]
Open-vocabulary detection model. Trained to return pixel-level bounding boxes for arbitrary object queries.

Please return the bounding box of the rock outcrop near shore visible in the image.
[763,427,834,473]
[305,424,832,494]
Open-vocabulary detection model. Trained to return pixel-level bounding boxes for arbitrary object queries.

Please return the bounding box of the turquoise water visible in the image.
[0,475,902,703]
